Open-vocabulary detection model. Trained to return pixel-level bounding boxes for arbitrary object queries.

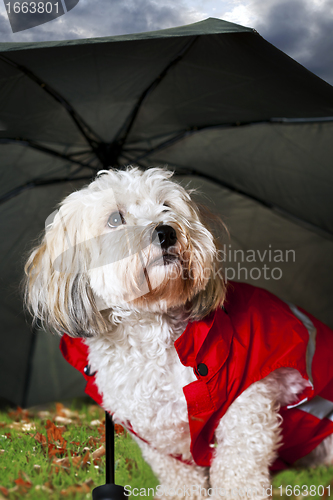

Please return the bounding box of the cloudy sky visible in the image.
[0,0,332,85]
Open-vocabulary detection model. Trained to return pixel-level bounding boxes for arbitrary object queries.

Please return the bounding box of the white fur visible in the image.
[24,167,332,499]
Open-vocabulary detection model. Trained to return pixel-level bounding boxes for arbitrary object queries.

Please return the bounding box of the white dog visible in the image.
[24,167,333,499]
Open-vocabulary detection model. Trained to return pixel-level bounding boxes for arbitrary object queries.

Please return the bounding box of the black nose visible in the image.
[152,224,177,250]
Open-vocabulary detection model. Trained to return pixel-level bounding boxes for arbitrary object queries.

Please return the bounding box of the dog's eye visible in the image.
[162,202,170,213]
[107,211,124,228]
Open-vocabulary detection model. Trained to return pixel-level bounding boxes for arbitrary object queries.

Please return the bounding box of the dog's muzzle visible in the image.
[152,224,177,250]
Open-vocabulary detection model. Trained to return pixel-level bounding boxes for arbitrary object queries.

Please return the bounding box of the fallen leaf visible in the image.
[90,419,102,426]
[45,420,66,445]
[60,483,90,496]
[54,416,72,425]
[8,407,30,422]
[114,424,125,435]
[31,432,47,446]
[92,445,105,460]
[125,457,138,471]
[53,456,70,469]
[82,450,90,467]
[0,485,8,496]
[55,402,79,419]
[48,442,67,458]
[37,411,51,420]
[87,436,100,447]
[35,484,53,493]
[14,471,32,494]
[43,481,55,491]
[9,422,36,432]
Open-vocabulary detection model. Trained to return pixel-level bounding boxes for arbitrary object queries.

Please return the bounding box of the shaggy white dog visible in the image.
[24,167,333,499]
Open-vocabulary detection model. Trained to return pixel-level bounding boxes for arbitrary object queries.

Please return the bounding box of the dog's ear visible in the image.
[188,202,228,320]
[24,206,107,338]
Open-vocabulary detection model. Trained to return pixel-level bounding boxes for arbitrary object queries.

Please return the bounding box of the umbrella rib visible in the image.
[0,137,97,170]
[0,54,103,152]
[128,118,333,163]
[127,158,333,240]
[112,35,199,148]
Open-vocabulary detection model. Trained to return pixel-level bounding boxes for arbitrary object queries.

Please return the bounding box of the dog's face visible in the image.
[25,167,225,337]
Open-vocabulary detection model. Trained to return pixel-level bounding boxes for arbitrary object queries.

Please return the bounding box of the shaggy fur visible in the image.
[24,167,332,499]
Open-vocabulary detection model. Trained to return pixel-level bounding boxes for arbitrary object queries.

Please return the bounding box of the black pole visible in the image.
[105,411,115,484]
[92,412,127,500]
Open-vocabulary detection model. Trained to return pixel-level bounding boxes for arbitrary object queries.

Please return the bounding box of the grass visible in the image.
[0,401,158,499]
[0,401,333,499]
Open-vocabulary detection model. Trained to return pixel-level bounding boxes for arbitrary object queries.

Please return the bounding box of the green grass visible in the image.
[1,401,333,499]
[0,401,158,499]
[272,466,333,499]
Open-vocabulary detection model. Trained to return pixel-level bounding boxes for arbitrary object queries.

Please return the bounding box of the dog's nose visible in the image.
[152,224,177,250]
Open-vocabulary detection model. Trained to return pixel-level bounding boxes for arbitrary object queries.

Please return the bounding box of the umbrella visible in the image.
[0,17,333,408]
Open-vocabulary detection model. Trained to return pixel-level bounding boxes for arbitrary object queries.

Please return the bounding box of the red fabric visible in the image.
[175,282,333,468]
[59,335,103,406]
[60,281,333,470]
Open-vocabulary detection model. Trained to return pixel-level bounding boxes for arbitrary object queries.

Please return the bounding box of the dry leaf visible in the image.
[35,484,53,493]
[0,485,8,496]
[8,407,30,422]
[14,471,32,494]
[125,457,138,471]
[9,422,36,432]
[114,424,125,435]
[84,478,94,487]
[90,419,102,426]
[87,436,100,447]
[92,445,105,460]
[54,416,72,425]
[48,442,67,458]
[45,420,66,445]
[37,411,51,420]
[60,483,90,496]
[31,432,47,446]
[53,456,70,468]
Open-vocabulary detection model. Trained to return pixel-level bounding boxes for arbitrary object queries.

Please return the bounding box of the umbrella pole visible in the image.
[105,411,115,483]
[92,412,127,499]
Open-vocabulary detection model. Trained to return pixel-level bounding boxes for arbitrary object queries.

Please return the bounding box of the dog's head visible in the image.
[24,167,226,337]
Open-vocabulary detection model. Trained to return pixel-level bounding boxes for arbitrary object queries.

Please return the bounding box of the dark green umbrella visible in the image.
[0,18,332,407]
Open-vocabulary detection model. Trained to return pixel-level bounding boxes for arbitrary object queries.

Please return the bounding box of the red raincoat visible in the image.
[60,282,333,470]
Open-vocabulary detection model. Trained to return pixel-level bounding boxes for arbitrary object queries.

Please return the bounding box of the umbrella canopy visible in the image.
[0,18,332,408]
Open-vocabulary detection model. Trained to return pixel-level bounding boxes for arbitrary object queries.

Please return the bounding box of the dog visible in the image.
[24,167,333,499]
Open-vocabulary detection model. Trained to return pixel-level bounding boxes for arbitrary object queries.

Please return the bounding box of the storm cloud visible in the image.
[0,0,332,85]
[0,0,194,42]
[248,0,333,84]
